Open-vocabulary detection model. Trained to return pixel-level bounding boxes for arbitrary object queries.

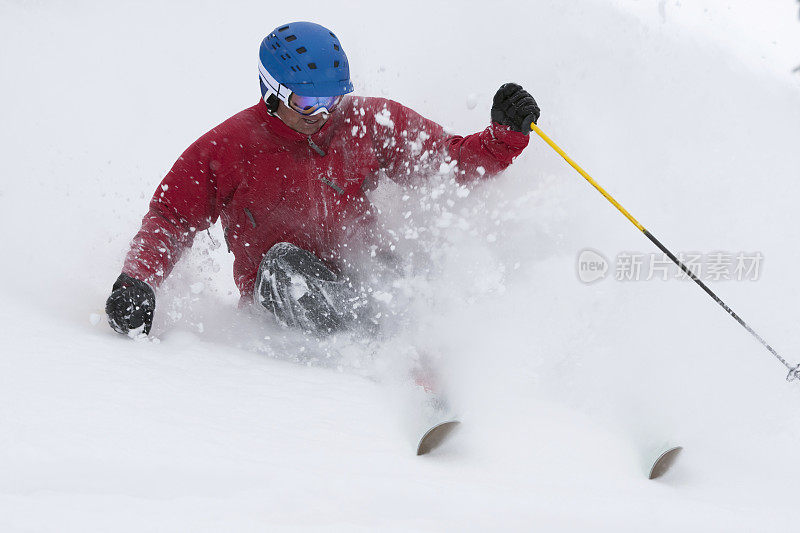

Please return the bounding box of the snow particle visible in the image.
[375,108,395,129]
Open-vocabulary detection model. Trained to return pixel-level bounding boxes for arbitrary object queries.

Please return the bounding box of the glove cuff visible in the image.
[113,273,155,299]
[490,122,531,149]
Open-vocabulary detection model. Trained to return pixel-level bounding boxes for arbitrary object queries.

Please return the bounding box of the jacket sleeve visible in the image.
[122,132,224,288]
[370,98,529,185]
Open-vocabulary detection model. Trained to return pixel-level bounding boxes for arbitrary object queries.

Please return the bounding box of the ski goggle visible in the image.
[288,93,343,116]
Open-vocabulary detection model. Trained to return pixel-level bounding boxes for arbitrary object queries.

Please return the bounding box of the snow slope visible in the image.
[2,0,800,530]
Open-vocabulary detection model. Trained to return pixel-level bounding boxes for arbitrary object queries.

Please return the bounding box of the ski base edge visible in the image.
[416,420,461,456]
[648,446,683,479]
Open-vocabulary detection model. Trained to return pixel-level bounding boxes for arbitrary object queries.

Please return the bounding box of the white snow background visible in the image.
[2,0,800,530]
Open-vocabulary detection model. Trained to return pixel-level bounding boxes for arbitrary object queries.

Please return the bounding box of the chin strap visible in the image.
[264,94,280,114]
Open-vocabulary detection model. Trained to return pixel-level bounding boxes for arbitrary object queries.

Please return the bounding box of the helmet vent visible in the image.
[307,63,317,70]
[285,35,297,42]
[296,46,307,54]
[334,60,339,67]
[329,32,336,38]
[278,26,289,32]
[333,44,339,51]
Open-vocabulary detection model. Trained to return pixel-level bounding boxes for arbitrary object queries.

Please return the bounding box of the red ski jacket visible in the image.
[122,96,529,297]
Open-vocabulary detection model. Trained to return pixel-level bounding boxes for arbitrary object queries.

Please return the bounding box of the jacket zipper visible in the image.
[307,136,342,194]
[307,136,326,157]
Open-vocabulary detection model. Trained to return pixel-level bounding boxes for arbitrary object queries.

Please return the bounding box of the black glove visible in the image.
[491,83,540,134]
[105,273,156,335]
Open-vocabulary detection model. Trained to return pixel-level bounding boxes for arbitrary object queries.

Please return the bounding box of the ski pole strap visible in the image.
[530,122,800,382]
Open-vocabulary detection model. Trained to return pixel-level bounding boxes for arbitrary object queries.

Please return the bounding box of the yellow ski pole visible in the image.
[529,122,800,382]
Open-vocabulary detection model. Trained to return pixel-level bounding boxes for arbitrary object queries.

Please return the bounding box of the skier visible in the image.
[106,21,540,337]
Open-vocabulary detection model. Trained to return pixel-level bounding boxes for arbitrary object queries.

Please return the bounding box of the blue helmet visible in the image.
[259,21,354,107]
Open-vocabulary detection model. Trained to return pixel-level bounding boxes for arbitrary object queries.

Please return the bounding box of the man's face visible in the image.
[275,100,330,136]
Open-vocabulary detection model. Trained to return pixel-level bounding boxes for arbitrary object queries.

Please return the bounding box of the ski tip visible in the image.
[648,446,683,480]
[416,420,461,456]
